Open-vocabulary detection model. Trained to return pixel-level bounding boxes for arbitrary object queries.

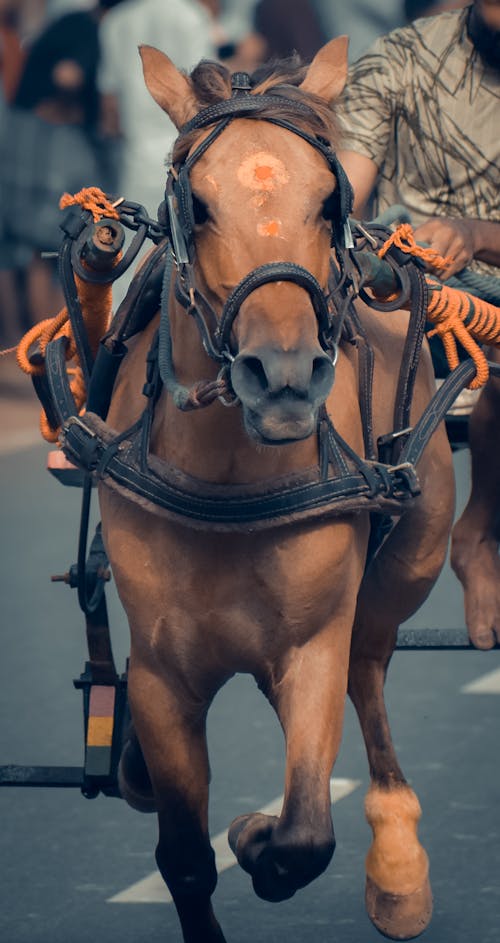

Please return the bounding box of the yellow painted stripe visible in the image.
[87,716,114,747]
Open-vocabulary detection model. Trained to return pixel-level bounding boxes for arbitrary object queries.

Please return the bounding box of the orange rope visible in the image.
[59,186,120,223]
[377,224,500,389]
[378,222,453,273]
[425,278,500,389]
[15,187,118,442]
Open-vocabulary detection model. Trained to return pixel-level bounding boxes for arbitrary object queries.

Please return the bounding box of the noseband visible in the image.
[160,73,354,365]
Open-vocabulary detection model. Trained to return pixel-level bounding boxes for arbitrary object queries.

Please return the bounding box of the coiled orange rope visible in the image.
[379,224,500,389]
[59,186,120,224]
[378,222,452,274]
[15,188,120,442]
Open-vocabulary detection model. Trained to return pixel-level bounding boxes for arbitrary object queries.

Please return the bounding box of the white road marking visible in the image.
[108,777,361,904]
[461,666,500,694]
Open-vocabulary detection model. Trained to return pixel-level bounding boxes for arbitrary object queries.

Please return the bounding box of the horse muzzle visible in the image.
[230,346,335,443]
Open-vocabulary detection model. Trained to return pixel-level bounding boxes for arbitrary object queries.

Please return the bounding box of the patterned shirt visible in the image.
[338,7,500,274]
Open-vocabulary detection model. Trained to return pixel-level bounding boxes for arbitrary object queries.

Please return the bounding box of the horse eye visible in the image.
[192,193,209,225]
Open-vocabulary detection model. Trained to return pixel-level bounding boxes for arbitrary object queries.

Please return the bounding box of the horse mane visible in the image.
[171,56,341,163]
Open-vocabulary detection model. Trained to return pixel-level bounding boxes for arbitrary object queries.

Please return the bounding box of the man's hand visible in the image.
[413,217,476,278]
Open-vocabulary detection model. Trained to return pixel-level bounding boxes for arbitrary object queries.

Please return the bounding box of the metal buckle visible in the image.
[388,461,421,497]
[62,415,96,438]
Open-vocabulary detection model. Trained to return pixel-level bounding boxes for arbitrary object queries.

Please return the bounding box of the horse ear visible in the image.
[300,36,349,103]
[139,44,198,129]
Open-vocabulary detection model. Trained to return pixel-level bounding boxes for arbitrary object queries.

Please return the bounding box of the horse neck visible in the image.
[149,299,319,485]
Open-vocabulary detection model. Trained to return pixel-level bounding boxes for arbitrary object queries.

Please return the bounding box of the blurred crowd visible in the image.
[0,0,467,346]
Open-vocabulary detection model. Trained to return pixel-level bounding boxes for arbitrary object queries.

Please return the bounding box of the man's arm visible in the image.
[337,32,399,220]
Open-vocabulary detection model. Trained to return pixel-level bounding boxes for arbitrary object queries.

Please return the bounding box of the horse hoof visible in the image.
[227,814,255,856]
[365,874,433,940]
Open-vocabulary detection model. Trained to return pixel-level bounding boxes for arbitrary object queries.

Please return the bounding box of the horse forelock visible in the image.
[171,57,341,165]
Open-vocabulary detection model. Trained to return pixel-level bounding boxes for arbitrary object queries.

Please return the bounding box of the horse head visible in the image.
[140,39,350,444]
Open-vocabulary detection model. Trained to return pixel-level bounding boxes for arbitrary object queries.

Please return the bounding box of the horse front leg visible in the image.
[228,625,352,903]
[126,660,226,943]
[451,349,500,648]
[350,486,453,940]
[348,632,432,941]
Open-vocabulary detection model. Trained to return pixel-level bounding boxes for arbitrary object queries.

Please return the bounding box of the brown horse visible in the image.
[98,39,455,943]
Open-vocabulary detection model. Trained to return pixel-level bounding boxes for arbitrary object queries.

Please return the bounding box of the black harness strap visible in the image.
[400,358,500,468]
[177,94,353,246]
[105,240,168,345]
[216,262,335,354]
[391,263,429,462]
[45,335,79,427]
[60,409,420,530]
[180,93,322,132]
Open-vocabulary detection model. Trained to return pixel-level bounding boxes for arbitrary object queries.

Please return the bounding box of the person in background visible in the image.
[98,0,215,221]
[97,0,216,308]
[215,0,263,68]
[0,0,122,338]
[313,0,404,62]
[209,0,268,72]
[0,0,24,104]
[0,0,25,347]
[338,0,500,649]
[253,0,327,62]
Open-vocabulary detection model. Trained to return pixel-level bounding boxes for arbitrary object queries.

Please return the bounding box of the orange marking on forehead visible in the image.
[237,151,290,192]
[255,165,273,181]
[257,219,282,237]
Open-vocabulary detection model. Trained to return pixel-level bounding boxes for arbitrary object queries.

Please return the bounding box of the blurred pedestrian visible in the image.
[97,0,216,308]
[253,0,327,62]
[0,0,24,104]
[206,0,267,72]
[0,0,25,347]
[0,0,122,337]
[313,0,404,61]
[98,0,215,219]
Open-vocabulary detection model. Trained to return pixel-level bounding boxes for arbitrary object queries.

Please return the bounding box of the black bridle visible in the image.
[160,72,354,365]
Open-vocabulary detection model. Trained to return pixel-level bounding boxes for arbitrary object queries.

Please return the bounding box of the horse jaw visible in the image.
[139,44,199,129]
[300,36,349,102]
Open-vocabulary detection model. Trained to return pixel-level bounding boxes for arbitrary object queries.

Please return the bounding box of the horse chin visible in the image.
[243,403,317,445]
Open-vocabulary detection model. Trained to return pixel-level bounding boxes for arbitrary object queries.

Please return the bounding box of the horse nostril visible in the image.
[311,355,335,401]
[231,349,335,407]
[231,355,269,402]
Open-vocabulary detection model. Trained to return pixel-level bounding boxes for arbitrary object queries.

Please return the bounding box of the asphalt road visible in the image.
[1,405,499,943]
